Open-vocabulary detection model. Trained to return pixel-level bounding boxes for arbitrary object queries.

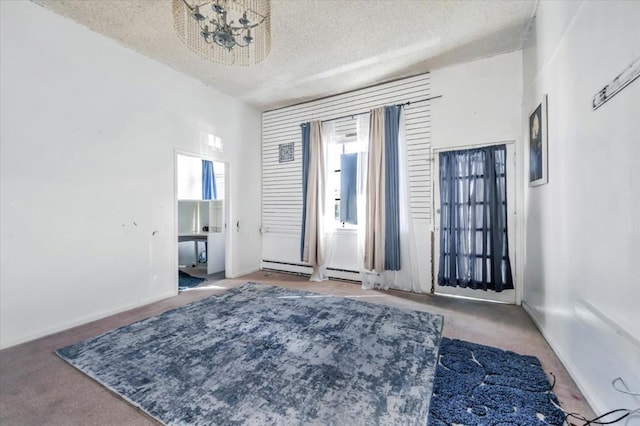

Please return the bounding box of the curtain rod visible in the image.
[319,95,443,124]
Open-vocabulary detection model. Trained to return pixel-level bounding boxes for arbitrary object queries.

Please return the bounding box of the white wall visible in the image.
[431,51,523,150]
[430,51,524,303]
[522,0,640,414]
[0,1,262,349]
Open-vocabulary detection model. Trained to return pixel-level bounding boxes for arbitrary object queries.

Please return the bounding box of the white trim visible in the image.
[431,140,519,304]
[578,299,640,349]
[522,301,604,415]
[431,139,516,154]
[224,161,232,277]
[434,292,510,304]
[227,266,261,279]
[174,149,232,282]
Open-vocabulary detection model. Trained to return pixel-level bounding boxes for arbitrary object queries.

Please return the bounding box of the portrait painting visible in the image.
[529,95,548,186]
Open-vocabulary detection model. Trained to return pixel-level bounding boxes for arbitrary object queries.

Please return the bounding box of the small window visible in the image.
[328,132,362,228]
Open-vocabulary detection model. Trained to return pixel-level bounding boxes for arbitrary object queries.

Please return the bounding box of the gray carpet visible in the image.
[56,282,443,425]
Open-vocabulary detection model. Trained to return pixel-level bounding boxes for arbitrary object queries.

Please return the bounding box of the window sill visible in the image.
[332,227,358,235]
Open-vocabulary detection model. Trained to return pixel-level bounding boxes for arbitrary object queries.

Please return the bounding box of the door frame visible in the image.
[174,150,232,289]
[431,140,518,304]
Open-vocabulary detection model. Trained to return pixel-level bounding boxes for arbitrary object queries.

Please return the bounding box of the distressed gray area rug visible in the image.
[57,282,443,425]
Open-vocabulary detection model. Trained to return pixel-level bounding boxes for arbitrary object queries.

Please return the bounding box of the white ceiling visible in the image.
[35,0,537,111]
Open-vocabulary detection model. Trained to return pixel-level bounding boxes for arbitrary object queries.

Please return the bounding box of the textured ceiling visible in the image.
[34,0,537,111]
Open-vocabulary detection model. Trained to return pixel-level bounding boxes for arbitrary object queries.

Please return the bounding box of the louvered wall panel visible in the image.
[262,74,431,237]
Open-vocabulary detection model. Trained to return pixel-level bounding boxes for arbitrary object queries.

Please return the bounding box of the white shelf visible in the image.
[177,199,225,274]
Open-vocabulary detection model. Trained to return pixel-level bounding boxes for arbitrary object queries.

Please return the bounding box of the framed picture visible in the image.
[278,142,294,163]
[528,94,548,187]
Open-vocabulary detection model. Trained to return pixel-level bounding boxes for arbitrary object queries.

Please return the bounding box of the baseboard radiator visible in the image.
[260,260,361,282]
[572,299,640,414]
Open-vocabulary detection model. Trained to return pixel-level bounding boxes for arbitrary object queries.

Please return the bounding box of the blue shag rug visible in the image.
[178,270,205,291]
[428,338,565,426]
[57,282,443,425]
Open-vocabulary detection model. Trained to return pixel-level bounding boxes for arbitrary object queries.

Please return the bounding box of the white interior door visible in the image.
[432,142,517,304]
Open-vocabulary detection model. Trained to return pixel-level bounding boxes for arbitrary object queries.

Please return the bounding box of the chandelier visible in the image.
[172,0,271,66]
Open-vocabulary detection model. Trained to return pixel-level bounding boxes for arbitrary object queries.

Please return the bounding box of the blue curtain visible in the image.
[438,145,513,292]
[300,123,311,261]
[384,105,401,271]
[202,160,217,200]
[340,153,358,224]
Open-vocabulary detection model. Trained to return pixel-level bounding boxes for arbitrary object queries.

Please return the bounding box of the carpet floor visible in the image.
[0,271,595,425]
[57,282,443,425]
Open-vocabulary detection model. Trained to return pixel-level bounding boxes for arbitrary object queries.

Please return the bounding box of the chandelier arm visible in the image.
[238,4,268,20]
[195,18,218,44]
[228,17,266,32]
[208,19,222,30]
[196,19,210,33]
[181,0,214,12]
[228,28,246,36]
[180,0,194,11]
[182,0,267,21]
[234,40,250,48]
[182,0,266,29]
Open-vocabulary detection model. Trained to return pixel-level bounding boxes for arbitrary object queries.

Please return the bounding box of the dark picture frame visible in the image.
[278,142,295,163]
[528,94,548,187]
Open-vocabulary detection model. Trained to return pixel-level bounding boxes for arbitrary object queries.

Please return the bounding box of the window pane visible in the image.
[340,153,358,224]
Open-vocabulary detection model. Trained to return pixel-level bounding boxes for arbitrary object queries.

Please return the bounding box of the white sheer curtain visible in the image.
[303,121,336,282]
[359,109,424,292]
[356,113,370,277]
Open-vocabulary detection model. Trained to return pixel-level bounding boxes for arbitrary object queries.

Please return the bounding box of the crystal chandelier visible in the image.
[172,0,271,66]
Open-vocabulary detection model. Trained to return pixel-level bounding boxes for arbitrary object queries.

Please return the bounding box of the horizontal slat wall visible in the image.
[262,73,432,239]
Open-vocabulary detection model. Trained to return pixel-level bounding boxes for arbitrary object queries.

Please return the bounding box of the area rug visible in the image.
[56,282,443,425]
[178,270,205,291]
[428,338,565,426]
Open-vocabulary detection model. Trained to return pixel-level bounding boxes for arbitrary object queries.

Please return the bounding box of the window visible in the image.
[327,132,363,228]
[177,154,224,200]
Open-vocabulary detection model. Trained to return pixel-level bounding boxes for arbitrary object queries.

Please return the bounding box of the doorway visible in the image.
[432,141,517,304]
[176,153,227,291]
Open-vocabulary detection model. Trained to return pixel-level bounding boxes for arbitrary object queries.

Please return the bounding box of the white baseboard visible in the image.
[0,290,178,350]
[522,301,602,414]
[228,266,261,279]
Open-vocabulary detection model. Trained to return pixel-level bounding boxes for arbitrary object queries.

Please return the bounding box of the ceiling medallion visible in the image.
[172,0,271,66]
